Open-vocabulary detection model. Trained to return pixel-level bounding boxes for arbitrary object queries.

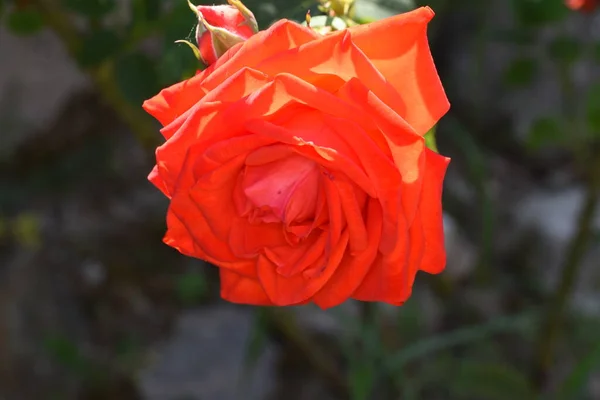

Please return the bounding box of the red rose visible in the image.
[143,7,450,308]
[565,0,599,11]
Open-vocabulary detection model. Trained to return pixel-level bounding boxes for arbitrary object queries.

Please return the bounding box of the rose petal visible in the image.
[220,268,273,305]
[313,199,382,309]
[333,177,368,254]
[142,20,319,126]
[257,29,406,116]
[167,189,241,267]
[350,7,449,135]
[153,68,273,196]
[245,118,375,197]
[257,230,349,305]
[264,230,328,277]
[148,164,169,198]
[417,148,450,274]
[351,212,423,305]
[350,151,447,305]
[335,78,425,228]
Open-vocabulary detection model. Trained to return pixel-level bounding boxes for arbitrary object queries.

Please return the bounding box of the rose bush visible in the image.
[143,6,450,309]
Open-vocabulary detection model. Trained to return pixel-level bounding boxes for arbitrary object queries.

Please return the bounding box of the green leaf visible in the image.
[448,361,536,400]
[386,311,538,370]
[548,36,582,65]
[77,29,121,68]
[396,299,424,343]
[6,8,44,36]
[586,83,600,135]
[176,271,208,305]
[43,334,85,371]
[511,0,569,27]
[62,0,117,18]
[527,116,564,149]
[504,57,537,88]
[424,126,438,153]
[114,51,159,105]
[349,361,376,400]
[557,340,600,399]
[594,42,600,63]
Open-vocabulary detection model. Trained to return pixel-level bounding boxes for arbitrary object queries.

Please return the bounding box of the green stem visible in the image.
[531,155,600,389]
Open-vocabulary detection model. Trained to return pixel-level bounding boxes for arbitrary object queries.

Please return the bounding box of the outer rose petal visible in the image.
[351,149,449,304]
[153,68,271,196]
[350,7,449,135]
[335,78,425,227]
[142,20,319,126]
[415,148,450,274]
[220,269,273,305]
[257,29,407,116]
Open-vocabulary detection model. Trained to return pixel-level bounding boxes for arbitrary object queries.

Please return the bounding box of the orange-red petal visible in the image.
[349,7,449,135]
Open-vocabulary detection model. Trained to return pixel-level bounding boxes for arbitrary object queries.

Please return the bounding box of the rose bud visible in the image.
[191,0,258,66]
[565,0,599,12]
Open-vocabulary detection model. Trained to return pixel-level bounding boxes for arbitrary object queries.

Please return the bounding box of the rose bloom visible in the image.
[143,7,450,309]
[566,0,599,11]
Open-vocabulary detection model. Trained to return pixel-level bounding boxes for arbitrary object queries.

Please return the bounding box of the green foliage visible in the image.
[62,0,117,19]
[527,116,564,149]
[131,0,162,23]
[115,51,160,105]
[3,1,600,399]
[43,334,86,371]
[557,340,600,399]
[447,361,535,400]
[6,8,44,36]
[586,83,600,136]
[77,29,121,67]
[548,36,582,66]
[386,311,537,371]
[176,271,208,305]
[511,0,569,27]
[504,57,538,87]
[424,126,439,153]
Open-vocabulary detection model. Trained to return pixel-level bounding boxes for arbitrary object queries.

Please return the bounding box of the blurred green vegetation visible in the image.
[2,0,600,399]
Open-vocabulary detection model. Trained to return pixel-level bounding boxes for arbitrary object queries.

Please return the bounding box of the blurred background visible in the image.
[1,0,600,399]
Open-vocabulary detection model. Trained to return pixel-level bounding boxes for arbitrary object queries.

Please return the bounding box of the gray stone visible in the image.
[138,306,277,400]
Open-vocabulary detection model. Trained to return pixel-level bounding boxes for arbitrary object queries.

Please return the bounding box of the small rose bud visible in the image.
[191,0,258,66]
[565,0,599,12]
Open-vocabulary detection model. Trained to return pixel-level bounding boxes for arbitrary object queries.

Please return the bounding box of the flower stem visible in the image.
[530,155,600,389]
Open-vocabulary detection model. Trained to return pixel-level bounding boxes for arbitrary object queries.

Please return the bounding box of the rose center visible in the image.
[234,154,320,237]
